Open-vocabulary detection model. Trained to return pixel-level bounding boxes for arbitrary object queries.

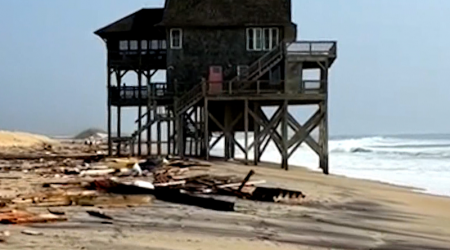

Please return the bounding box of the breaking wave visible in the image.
[329,136,450,159]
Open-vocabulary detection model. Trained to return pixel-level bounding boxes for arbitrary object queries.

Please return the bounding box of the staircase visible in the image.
[175,82,204,115]
[126,103,174,155]
[229,43,285,90]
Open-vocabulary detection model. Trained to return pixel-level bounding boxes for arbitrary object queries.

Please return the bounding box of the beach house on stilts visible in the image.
[94,0,337,174]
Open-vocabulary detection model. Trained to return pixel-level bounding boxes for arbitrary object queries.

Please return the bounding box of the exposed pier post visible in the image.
[281,100,289,170]
[137,70,142,156]
[244,99,249,164]
[107,67,112,156]
[146,70,151,156]
[157,106,162,156]
[253,103,260,165]
[319,60,329,174]
[115,70,122,156]
[204,98,209,160]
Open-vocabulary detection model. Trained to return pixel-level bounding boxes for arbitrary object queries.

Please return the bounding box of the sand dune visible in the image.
[0,130,56,148]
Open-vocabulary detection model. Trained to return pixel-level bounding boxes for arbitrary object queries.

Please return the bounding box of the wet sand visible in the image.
[1,156,450,250]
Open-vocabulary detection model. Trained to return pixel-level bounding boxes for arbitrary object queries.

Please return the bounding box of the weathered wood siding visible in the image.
[167,28,272,90]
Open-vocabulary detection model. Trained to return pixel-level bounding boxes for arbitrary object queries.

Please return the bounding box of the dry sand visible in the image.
[0,131,57,149]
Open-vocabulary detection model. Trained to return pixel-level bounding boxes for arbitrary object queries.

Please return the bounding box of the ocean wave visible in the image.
[329,136,450,159]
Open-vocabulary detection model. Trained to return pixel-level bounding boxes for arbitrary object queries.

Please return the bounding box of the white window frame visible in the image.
[247,27,280,51]
[129,40,138,50]
[119,40,128,51]
[170,28,182,49]
[270,28,279,49]
[246,28,263,51]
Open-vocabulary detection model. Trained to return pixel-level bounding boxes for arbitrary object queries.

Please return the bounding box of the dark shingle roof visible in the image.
[159,0,292,27]
[95,8,165,37]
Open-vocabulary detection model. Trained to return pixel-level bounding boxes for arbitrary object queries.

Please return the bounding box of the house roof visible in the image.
[159,0,292,27]
[94,8,165,37]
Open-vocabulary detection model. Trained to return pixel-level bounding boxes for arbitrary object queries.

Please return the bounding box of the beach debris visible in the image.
[250,187,306,204]
[0,151,306,218]
[79,169,116,177]
[0,210,67,224]
[238,170,255,192]
[21,229,43,236]
[47,208,65,216]
[87,210,113,220]
[0,230,10,242]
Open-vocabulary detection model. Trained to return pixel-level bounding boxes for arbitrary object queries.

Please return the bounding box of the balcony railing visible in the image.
[110,82,173,101]
[287,41,337,57]
[203,80,326,96]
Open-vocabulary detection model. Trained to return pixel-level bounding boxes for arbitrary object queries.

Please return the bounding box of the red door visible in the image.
[208,66,223,94]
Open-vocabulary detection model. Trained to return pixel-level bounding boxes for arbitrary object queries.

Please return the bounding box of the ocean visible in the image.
[210,133,450,197]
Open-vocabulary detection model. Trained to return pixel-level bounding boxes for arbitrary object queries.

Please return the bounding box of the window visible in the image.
[150,40,159,50]
[263,29,271,50]
[247,28,279,51]
[170,29,182,49]
[270,28,279,48]
[129,40,138,50]
[119,40,128,51]
[141,40,148,50]
[255,28,262,50]
[161,40,167,49]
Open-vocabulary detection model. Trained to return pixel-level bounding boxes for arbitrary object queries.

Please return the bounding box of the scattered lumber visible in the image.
[0,155,306,220]
[0,210,67,224]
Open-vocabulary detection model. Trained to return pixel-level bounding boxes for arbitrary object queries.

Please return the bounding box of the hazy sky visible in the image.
[0,0,449,136]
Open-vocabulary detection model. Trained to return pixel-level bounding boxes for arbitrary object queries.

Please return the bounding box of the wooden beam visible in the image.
[259,110,284,154]
[320,60,329,174]
[194,107,198,156]
[259,129,272,157]
[287,109,323,148]
[248,106,283,153]
[287,113,321,156]
[115,70,122,156]
[146,70,151,156]
[253,103,260,165]
[157,109,161,156]
[244,99,249,164]
[281,100,289,170]
[120,70,129,78]
[209,133,224,151]
[208,112,226,132]
[138,70,142,156]
[204,98,210,160]
[107,67,112,156]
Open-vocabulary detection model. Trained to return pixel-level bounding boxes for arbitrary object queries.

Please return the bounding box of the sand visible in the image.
[0,131,56,149]
[1,147,450,249]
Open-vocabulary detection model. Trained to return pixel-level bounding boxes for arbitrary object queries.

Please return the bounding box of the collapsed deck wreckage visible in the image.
[0,155,305,225]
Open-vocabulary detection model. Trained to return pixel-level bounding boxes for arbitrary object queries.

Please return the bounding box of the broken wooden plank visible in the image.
[238,170,255,192]
[217,180,266,189]
[87,210,113,220]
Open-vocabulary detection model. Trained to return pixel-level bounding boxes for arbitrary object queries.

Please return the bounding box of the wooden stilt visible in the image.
[117,106,121,156]
[157,106,161,156]
[137,70,142,156]
[244,99,249,164]
[115,70,122,156]
[281,100,289,170]
[204,98,209,160]
[149,70,152,155]
[107,67,112,156]
[319,61,329,174]
[253,102,260,165]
